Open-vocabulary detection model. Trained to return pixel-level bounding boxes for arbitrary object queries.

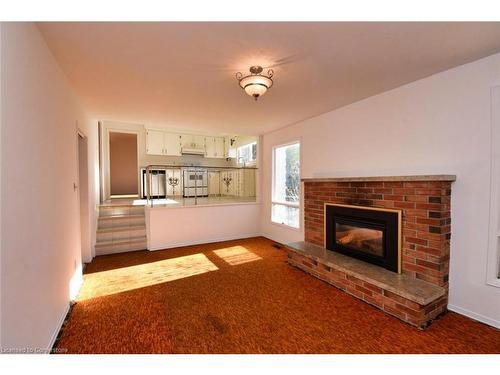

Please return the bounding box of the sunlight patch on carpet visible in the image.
[213,246,262,266]
[78,253,218,300]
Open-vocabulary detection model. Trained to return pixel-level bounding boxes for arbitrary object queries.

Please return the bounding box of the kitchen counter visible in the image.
[145,195,257,208]
[143,164,258,170]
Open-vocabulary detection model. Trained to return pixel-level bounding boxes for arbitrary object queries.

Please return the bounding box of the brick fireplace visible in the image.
[286,175,455,328]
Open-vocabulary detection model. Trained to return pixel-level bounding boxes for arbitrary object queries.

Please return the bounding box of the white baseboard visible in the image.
[148,233,262,251]
[46,302,70,353]
[448,304,500,329]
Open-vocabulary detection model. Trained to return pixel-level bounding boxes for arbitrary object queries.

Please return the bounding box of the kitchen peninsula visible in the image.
[142,164,257,207]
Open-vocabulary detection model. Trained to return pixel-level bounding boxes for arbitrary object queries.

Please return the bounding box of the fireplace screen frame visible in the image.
[324,203,402,273]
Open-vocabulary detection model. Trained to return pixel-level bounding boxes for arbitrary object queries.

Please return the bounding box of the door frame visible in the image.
[105,128,140,200]
[76,127,91,264]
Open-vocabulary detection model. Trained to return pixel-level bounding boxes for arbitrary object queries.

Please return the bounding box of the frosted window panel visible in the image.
[272,204,299,228]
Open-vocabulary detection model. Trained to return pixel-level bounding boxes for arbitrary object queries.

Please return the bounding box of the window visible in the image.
[237,142,257,165]
[272,142,300,228]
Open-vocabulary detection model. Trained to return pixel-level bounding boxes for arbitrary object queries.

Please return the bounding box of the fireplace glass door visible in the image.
[325,204,401,273]
[335,222,384,257]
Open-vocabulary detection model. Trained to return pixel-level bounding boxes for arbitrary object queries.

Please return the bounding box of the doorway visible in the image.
[77,133,90,263]
[109,132,139,197]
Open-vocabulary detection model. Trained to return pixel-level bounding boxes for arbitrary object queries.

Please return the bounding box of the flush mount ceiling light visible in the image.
[235,66,274,101]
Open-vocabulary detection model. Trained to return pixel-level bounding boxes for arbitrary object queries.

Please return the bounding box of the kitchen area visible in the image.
[96,120,260,254]
[101,120,258,207]
[141,127,257,207]
[141,165,257,206]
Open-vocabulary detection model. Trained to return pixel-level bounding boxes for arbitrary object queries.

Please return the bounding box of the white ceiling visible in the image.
[38,22,500,135]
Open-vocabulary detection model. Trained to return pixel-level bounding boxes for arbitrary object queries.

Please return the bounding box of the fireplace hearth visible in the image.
[285,174,455,328]
[325,204,401,273]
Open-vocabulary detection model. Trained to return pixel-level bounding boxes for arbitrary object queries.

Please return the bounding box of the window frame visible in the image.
[271,140,301,230]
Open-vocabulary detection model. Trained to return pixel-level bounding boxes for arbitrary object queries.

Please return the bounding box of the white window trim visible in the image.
[487,86,500,288]
[272,201,300,208]
[270,218,302,232]
[271,140,301,230]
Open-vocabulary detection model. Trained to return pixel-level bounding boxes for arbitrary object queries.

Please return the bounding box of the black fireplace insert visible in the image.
[325,204,401,273]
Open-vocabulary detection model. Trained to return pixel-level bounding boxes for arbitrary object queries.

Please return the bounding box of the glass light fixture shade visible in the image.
[244,83,268,98]
[239,74,273,99]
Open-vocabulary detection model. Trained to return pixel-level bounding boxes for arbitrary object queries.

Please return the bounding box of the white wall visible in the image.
[0,23,97,350]
[147,204,261,250]
[261,53,500,328]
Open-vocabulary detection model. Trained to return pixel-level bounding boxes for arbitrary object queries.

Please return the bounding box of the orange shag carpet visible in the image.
[55,237,500,354]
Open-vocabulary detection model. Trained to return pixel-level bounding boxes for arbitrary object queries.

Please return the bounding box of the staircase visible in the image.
[95,204,147,256]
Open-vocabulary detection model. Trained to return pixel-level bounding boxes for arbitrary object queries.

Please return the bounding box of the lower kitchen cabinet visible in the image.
[220,170,235,196]
[166,169,183,196]
[142,167,255,199]
[237,169,256,197]
[219,169,255,197]
[208,171,220,195]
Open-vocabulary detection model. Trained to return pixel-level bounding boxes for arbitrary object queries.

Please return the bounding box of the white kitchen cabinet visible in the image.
[146,129,165,155]
[237,169,256,197]
[148,129,232,158]
[205,137,225,158]
[164,133,181,156]
[208,171,220,195]
[205,137,216,158]
[220,170,235,196]
[215,137,225,158]
[194,135,205,149]
[229,170,239,196]
[181,134,206,150]
[219,171,227,195]
[180,134,194,148]
[146,130,181,156]
[220,169,255,197]
[166,169,183,196]
[233,170,240,196]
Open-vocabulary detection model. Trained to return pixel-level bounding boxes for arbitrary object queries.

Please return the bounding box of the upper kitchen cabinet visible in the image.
[146,129,165,155]
[146,129,181,156]
[145,127,255,160]
[215,137,225,158]
[181,134,205,149]
[164,133,182,156]
[205,137,216,158]
[205,136,225,158]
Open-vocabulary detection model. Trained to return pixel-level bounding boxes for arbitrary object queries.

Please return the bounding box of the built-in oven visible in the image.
[182,168,208,197]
